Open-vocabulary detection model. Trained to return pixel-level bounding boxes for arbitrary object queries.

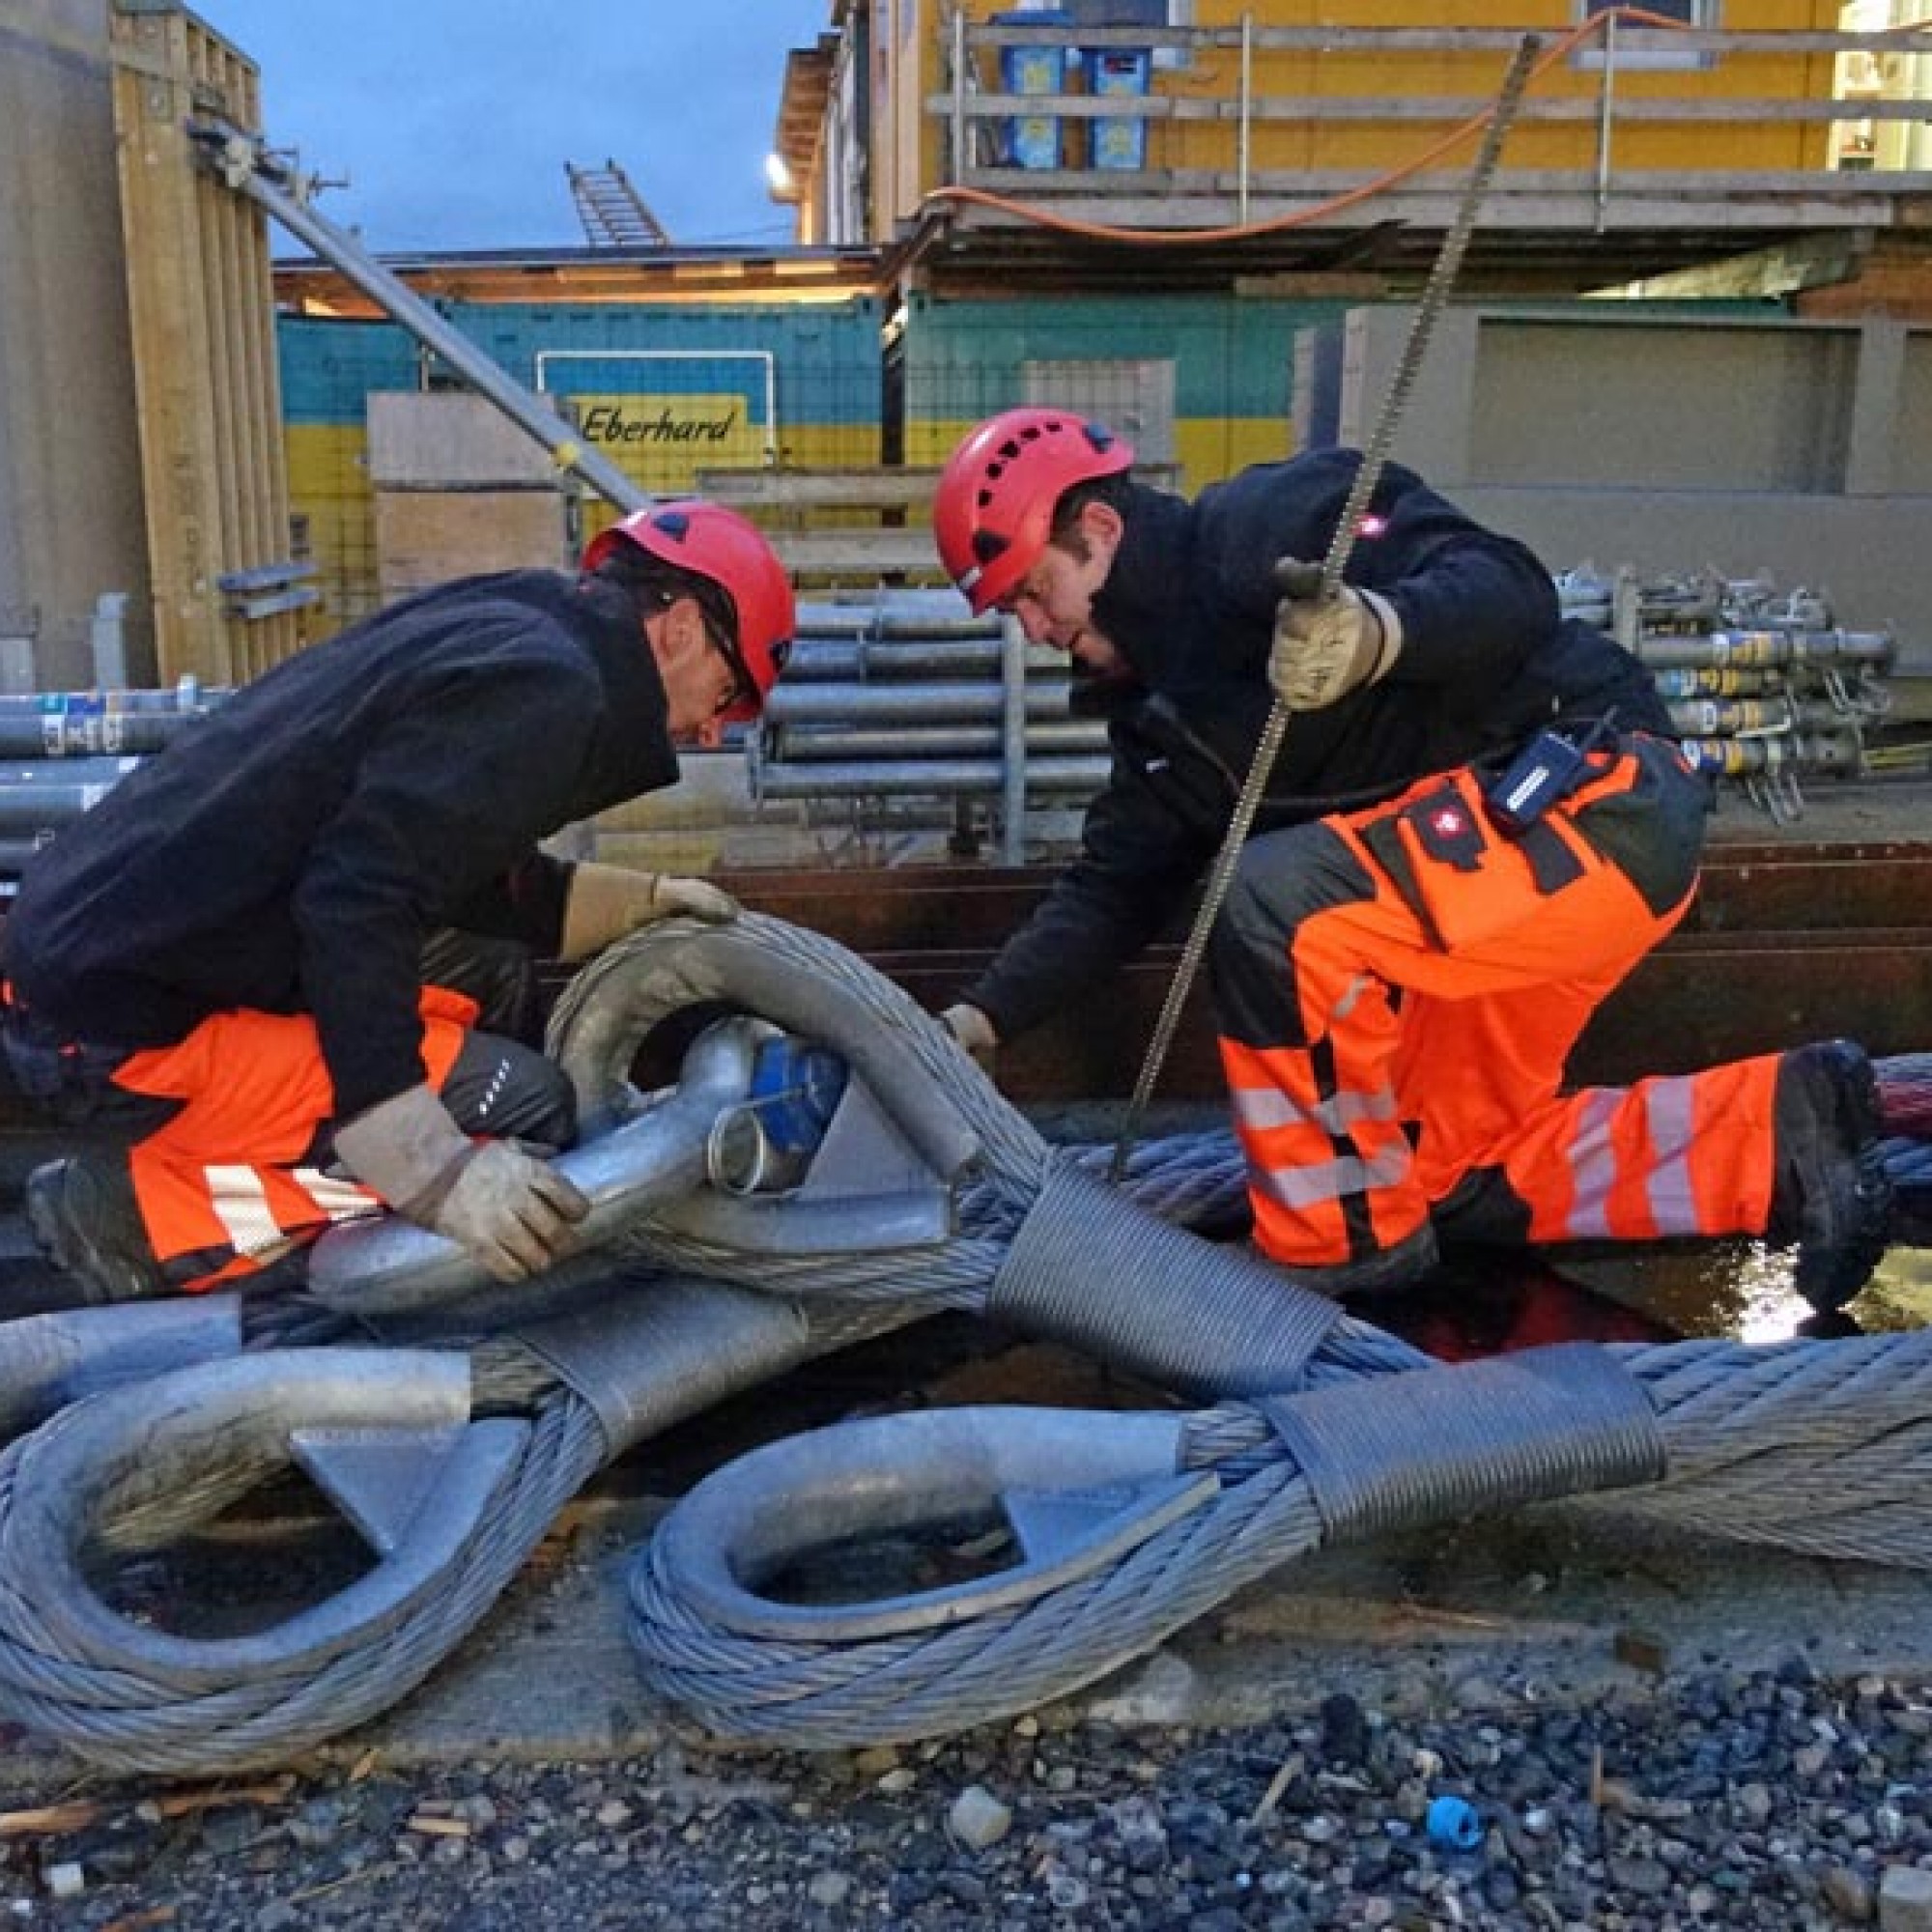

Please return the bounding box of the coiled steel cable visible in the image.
[0,917,1924,1770]
[629,1325,1932,1748]
[0,1280,923,1774]
[0,915,1361,1774]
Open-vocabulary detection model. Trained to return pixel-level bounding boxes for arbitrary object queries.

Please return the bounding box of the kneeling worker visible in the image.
[1,501,793,1304]
[930,408,1891,1311]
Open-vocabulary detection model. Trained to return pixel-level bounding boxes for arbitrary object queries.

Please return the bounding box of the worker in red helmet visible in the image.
[0,499,795,1309]
[931,408,1892,1312]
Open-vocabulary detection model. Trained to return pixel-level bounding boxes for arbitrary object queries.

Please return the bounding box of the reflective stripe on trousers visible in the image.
[115,986,478,1292]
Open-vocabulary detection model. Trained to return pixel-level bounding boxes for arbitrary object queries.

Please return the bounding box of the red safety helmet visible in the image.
[584,499,795,723]
[933,409,1135,614]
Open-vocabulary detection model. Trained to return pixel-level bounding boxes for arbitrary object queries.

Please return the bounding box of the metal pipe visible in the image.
[0,714,200,758]
[766,681,1076,725]
[0,784,121,833]
[0,838,53,875]
[1237,14,1254,225]
[0,691,216,716]
[1634,631,1893,670]
[952,5,968,182]
[793,605,1000,640]
[0,756,144,784]
[999,613,1029,867]
[1595,11,1616,233]
[752,755,1111,800]
[784,639,1064,681]
[201,128,645,513]
[770,722,1106,760]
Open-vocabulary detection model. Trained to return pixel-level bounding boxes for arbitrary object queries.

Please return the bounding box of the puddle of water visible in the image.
[1489,1233,1932,1348]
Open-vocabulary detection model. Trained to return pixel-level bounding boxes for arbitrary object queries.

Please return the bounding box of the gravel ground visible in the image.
[8,1662,1932,1930]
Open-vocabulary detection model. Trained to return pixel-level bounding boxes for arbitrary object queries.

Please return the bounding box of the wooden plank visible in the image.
[764,531,949,578]
[697,469,942,511]
[696,462,1182,511]
[373,490,570,603]
[950,175,1924,235]
[108,5,303,687]
[111,6,228,683]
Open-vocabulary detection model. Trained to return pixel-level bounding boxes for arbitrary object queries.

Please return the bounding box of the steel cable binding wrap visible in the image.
[607,934,1932,1747]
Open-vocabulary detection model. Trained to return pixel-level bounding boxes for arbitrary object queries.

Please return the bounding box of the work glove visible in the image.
[940,1002,999,1071]
[1267,557,1403,711]
[333,1082,590,1283]
[558,860,740,963]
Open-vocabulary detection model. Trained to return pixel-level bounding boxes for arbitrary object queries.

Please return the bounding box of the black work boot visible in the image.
[23,1151,169,1305]
[1767,1039,1893,1313]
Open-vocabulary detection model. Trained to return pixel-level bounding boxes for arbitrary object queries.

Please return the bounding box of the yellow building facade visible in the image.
[830,3,1928,243]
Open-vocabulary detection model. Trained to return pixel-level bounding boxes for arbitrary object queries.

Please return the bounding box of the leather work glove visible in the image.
[333,1082,591,1282]
[559,860,740,964]
[940,1002,1000,1071]
[1267,557,1403,712]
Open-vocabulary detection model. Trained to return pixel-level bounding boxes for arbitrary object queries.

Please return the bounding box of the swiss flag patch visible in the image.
[1405,784,1489,871]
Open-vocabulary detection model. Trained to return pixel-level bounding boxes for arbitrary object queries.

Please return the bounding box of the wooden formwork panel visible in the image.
[373,490,572,605]
[109,1,303,686]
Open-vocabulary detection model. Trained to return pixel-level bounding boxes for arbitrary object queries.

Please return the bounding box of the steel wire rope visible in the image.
[1107,32,1539,1181]
[0,918,1925,1770]
[630,1327,1932,1748]
[0,914,1341,1774]
[0,1289,928,1774]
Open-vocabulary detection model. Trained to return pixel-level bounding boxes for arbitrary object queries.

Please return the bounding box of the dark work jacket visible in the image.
[965,451,1673,1042]
[3,571,679,1120]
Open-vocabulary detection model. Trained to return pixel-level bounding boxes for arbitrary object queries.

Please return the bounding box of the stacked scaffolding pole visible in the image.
[1560,564,1896,823]
[751,592,1109,864]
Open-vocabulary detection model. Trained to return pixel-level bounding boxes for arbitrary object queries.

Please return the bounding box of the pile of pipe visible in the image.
[0,567,1906,881]
[750,591,1108,863]
[1557,565,1895,822]
[0,683,219,889]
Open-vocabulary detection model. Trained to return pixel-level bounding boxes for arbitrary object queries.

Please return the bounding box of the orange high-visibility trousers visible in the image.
[1208,737,1777,1269]
[110,986,479,1293]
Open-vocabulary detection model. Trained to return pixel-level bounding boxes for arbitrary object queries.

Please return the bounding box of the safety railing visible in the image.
[931,15,1932,230]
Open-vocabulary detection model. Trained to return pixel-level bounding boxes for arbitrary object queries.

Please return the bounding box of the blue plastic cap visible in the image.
[1425,1794,1482,1850]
